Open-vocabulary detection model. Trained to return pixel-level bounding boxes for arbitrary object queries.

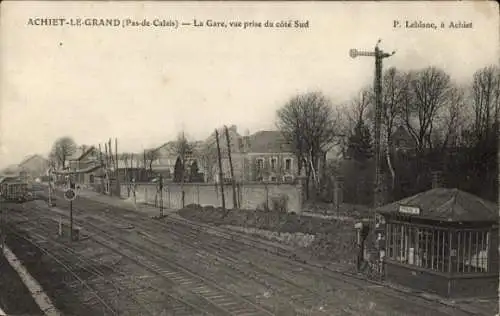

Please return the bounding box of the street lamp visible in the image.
[349,39,395,208]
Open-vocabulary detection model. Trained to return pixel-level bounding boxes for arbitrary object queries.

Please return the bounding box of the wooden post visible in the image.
[69,200,73,242]
[143,149,147,181]
[115,138,119,195]
[0,193,4,250]
[180,132,186,209]
[224,126,238,209]
[215,129,226,215]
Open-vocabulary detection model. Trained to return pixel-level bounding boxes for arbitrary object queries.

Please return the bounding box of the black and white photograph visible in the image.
[0,1,499,315]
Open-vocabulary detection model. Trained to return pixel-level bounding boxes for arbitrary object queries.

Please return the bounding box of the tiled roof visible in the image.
[376,188,498,222]
[18,154,48,167]
[68,148,84,161]
[246,131,294,153]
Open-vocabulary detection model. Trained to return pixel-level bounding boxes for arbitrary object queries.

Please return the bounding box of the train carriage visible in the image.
[0,177,30,203]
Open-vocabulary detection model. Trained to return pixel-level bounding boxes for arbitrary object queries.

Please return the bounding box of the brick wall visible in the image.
[121,181,304,213]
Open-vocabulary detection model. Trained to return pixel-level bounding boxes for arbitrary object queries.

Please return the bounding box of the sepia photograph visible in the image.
[0,1,499,315]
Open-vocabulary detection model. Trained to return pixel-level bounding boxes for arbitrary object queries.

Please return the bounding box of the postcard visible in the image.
[0,2,498,316]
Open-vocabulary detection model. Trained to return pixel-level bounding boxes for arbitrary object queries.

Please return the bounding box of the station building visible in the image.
[376,187,498,298]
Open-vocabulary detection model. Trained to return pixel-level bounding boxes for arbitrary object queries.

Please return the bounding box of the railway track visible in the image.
[34,191,479,316]
[88,207,471,316]
[87,211,355,315]
[9,202,276,316]
[39,195,352,315]
[7,210,208,316]
[6,214,117,315]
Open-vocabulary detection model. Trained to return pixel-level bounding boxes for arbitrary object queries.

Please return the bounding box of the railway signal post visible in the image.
[350,39,395,274]
[349,39,395,209]
[64,188,77,241]
[159,174,164,217]
[0,192,4,251]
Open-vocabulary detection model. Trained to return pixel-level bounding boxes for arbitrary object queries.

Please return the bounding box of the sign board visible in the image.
[399,205,420,215]
[64,188,76,201]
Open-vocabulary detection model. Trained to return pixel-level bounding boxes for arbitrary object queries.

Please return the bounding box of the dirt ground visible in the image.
[178,206,359,270]
[5,226,97,316]
[0,249,43,316]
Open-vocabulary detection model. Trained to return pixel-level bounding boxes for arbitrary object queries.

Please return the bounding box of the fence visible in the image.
[120,181,304,213]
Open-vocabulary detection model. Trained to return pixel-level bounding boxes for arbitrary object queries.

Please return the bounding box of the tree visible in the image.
[469,65,500,147]
[347,119,373,163]
[50,136,77,169]
[143,149,159,174]
[381,67,407,190]
[189,160,200,182]
[173,156,183,183]
[403,67,452,153]
[276,91,340,199]
[339,87,373,157]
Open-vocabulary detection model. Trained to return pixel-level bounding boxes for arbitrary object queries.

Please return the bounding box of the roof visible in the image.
[18,154,48,167]
[246,131,294,153]
[75,146,97,161]
[376,188,498,222]
[0,176,21,184]
[53,164,102,175]
[1,164,21,175]
[68,148,84,161]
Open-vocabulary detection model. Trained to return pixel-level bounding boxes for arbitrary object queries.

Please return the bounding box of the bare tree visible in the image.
[174,132,192,166]
[380,67,407,189]
[50,136,77,169]
[174,131,192,207]
[144,149,159,172]
[276,91,340,198]
[469,65,500,146]
[341,87,373,134]
[199,142,218,182]
[403,67,452,153]
[433,85,468,151]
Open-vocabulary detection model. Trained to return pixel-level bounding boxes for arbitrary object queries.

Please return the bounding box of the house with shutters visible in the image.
[199,126,297,183]
[146,125,300,184]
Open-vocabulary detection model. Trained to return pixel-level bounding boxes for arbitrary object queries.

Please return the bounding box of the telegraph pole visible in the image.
[224,126,238,209]
[349,39,395,208]
[48,167,53,207]
[159,174,164,217]
[1,187,4,251]
[215,129,226,215]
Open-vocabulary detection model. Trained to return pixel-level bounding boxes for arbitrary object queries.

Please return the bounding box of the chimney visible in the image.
[431,171,443,189]
[228,124,237,134]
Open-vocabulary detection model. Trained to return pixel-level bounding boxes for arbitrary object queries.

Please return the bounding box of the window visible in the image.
[386,223,491,274]
[456,230,489,273]
[386,223,450,273]
[270,176,277,182]
[270,158,277,171]
[283,175,294,182]
[256,158,264,170]
[285,158,292,171]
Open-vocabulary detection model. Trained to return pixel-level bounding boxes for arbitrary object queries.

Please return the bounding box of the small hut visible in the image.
[376,188,498,298]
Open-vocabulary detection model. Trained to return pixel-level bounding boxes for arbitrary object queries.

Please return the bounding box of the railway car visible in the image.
[0,177,30,203]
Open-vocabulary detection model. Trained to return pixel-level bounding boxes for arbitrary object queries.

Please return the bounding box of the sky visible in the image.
[1,1,498,169]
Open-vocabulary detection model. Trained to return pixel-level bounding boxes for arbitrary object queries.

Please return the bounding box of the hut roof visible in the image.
[376,188,498,222]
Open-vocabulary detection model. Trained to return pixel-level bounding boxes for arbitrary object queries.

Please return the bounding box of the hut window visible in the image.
[386,223,451,273]
[456,230,489,273]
